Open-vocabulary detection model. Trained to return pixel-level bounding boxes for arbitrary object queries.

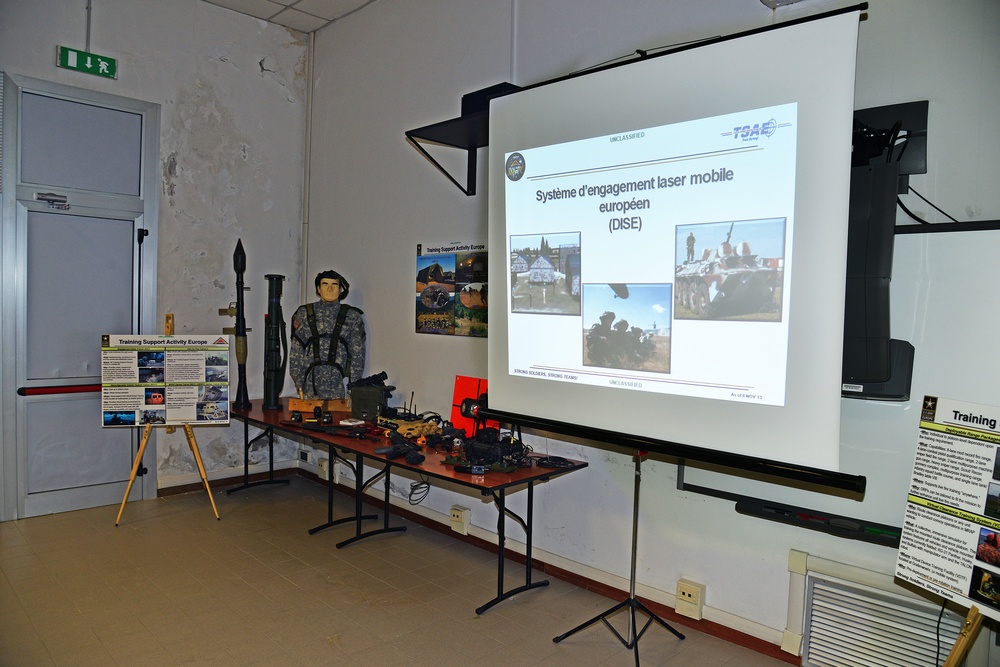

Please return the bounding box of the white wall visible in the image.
[308,0,1000,644]
[2,0,997,647]
[0,0,308,486]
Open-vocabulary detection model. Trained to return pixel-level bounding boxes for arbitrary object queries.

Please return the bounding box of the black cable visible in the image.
[569,36,721,76]
[908,186,959,223]
[408,475,430,505]
[885,120,902,164]
[897,196,930,224]
[135,228,148,334]
[893,130,910,165]
[935,600,946,667]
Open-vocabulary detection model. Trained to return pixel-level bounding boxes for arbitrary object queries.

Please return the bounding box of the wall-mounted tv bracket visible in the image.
[853,100,927,194]
[405,83,520,196]
[854,101,1000,233]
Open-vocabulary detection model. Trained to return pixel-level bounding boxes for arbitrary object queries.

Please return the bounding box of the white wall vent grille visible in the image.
[802,573,965,667]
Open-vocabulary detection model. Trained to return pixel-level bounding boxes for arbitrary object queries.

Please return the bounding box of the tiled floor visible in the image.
[1,476,793,666]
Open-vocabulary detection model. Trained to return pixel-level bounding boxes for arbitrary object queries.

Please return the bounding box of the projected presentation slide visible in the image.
[503,104,795,406]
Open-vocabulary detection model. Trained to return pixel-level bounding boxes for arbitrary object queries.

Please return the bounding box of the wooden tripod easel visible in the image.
[114,314,220,524]
[115,421,220,525]
[943,605,983,667]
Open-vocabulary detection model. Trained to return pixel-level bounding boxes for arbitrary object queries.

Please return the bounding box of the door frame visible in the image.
[1,72,160,521]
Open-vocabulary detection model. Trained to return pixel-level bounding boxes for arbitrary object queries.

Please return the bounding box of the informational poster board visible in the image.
[101,334,231,427]
[895,395,1000,622]
[415,240,488,337]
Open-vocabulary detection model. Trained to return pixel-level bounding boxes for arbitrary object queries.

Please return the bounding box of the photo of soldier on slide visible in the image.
[675,218,785,321]
[581,283,671,373]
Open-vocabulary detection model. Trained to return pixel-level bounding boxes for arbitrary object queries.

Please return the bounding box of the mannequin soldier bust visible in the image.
[289,270,366,400]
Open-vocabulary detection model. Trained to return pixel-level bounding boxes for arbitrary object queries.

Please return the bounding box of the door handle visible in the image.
[17,384,101,396]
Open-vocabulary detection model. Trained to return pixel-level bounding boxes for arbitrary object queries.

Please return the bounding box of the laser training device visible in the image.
[230,239,251,410]
[262,274,287,410]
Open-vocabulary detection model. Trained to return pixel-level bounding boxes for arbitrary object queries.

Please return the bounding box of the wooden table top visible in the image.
[231,398,588,493]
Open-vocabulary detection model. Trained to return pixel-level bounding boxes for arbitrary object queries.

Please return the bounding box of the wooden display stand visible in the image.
[943,605,983,667]
[115,421,219,525]
[287,397,350,413]
[114,313,220,524]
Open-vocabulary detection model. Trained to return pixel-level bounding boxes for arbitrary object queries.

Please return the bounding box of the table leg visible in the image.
[308,449,376,535]
[226,422,289,494]
[335,456,406,548]
[476,481,548,614]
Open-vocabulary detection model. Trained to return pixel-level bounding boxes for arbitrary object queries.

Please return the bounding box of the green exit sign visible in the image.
[57,46,118,79]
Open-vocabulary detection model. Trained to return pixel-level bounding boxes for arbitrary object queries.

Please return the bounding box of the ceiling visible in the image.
[201,0,376,33]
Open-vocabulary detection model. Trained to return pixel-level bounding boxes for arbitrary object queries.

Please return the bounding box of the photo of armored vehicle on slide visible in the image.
[674,218,785,321]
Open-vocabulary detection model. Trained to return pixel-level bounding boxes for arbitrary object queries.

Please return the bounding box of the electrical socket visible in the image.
[317,458,329,480]
[675,579,706,620]
[337,462,352,485]
[450,505,471,535]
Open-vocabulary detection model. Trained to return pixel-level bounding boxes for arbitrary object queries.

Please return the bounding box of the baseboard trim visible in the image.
[157,468,297,496]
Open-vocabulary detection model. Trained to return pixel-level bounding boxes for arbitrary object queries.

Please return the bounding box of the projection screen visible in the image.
[487,7,865,473]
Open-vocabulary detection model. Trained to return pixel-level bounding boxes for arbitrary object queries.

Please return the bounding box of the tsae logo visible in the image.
[722,118,787,142]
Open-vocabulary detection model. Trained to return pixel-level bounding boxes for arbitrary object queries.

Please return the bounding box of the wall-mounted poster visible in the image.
[416,240,487,337]
[101,334,231,426]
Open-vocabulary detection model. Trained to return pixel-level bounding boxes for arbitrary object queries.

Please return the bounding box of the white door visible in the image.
[1,73,159,519]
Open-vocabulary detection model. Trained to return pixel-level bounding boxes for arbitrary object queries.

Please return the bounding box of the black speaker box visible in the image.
[843,161,898,384]
[351,386,386,420]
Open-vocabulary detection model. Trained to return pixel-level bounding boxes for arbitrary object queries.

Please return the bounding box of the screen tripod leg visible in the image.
[553,451,684,664]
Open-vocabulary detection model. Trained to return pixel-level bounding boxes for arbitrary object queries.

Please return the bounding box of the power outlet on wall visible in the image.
[450,505,471,535]
[675,579,706,620]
